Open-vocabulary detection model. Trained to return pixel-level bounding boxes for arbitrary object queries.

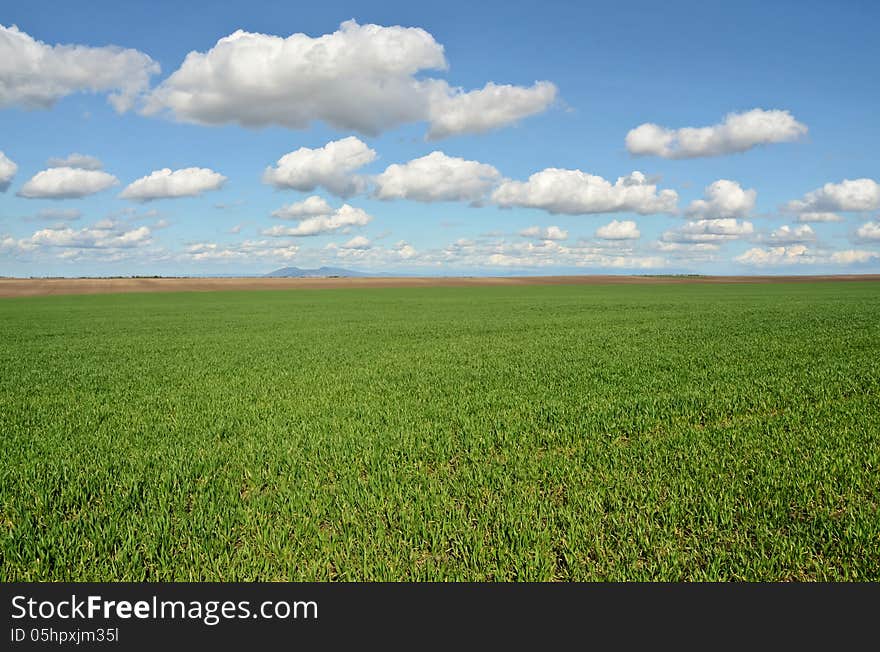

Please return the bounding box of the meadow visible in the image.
[1,281,878,581]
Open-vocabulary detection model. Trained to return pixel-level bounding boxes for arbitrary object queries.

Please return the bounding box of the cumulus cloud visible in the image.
[17,167,119,199]
[425,81,557,140]
[120,168,227,202]
[686,180,756,219]
[47,153,103,170]
[758,224,815,245]
[855,221,880,241]
[595,220,640,240]
[263,137,375,198]
[662,218,754,243]
[0,151,17,191]
[519,225,568,241]
[626,109,807,159]
[340,235,371,249]
[492,170,677,215]
[784,178,880,213]
[736,245,878,266]
[0,24,159,112]
[262,204,372,237]
[271,196,334,219]
[374,151,500,202]
[142,20,555,138]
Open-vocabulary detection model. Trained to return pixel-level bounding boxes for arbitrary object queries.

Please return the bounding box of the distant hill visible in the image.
[264,266,368,278]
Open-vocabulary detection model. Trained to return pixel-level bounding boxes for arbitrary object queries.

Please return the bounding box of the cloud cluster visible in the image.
[686,180,756,219]
[0,24,159,112]
[519,225,568,241]
[736,245,878,266]
[271,196,334,219]
[0,151,17,191]
[784,178,880,213]
[30,223,151,248]
[425,81,557,140]
[474,239,664,269]
[18,167,119,199]
[262,203,372,236]
[263,137,375,198]
[374,151,500,202]
[855,221,880,241]
[319,235,664,270]
[662,218,754,243]
[652,240,720,263]
[184,240,299,262]
[492,170,677,215]
[326,239,416,264]
[759,224,815,245]
[595,220,640,240]
[119,167,227,201]
[142,21,555,138]
[340,235,371,250]
[626,109,807,159]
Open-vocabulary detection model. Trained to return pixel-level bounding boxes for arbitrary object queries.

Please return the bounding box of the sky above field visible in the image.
[1,0,879,276]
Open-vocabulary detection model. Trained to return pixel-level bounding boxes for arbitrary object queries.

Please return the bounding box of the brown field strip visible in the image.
[1,274,879,298]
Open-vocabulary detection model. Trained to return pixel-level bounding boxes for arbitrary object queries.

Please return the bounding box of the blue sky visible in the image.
[1,0,878,276]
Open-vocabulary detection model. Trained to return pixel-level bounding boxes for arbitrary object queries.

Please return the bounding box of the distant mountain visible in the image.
[264,266,369,278]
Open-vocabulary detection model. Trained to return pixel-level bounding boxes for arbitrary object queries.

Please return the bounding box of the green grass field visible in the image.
[2,281,879,580]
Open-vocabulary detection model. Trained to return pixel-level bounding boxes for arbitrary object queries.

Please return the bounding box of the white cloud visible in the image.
[759,224,815,245]
[429,237,665,270]
[272,196,334,219]
[492,170,677,215]
[796,212,844,223]
[142,20,555,138]
[263,137,375,198]
[340,235,371,249]
[0,235,38,256]
[374,151,500,202]
[0,151,17,191]
[855,221,880,241]
[652,240,720,263]
[662,218,754,243]
[47,153,103,170]
[18,167,119,199]
[25,208,83,221]
[736,246,878,266]
[595,220,640,240]
[184,239,299,262]
[28,220,151,249]
[626,109,807,159]
[262,204,372,237]
[0,24,159,112]
[425,81,556,140]
[830,250,879,265]
[519,225,568,241]
[784,178,880,213]
[326,239,416,265]
[120,167,227,202]
[686,180,756,219]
